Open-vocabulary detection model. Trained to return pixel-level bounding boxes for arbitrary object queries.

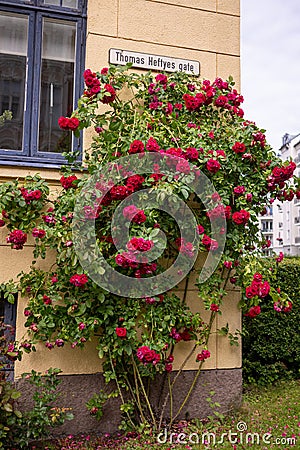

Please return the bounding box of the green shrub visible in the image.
[242,257,300,385]
[0,368,73,449]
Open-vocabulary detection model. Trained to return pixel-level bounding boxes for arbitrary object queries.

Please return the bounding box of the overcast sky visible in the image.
[241,0,300,151]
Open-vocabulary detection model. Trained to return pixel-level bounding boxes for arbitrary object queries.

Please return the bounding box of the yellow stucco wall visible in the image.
[0,0,241,377]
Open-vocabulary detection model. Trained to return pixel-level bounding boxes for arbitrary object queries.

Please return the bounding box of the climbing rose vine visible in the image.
[0,65,298,431]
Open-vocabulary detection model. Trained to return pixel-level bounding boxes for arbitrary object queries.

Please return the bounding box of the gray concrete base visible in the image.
[15,368,242,436]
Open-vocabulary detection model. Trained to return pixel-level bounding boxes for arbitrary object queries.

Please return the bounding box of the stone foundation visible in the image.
[15,368,242,436]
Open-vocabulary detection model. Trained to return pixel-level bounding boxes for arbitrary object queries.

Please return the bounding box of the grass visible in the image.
[42,380,299,450]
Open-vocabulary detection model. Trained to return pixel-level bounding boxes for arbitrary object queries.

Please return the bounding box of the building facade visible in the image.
[268,135,300,256]
[0,0,242,434]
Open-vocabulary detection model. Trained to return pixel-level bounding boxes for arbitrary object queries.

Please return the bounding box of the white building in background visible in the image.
[268,133,300,257]
[260,205,274,257]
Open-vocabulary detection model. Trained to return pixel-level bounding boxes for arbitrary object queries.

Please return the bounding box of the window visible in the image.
[0,0,86,167]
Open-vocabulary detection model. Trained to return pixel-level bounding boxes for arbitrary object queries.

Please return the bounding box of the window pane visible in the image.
[0,13,28,151]
[63,0,78,7]
[38,18,76,153]
[43,0,79,8]
[43,0,60,5]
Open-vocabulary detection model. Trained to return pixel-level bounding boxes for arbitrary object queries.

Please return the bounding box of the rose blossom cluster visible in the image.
[69,273,88,287]
[98,174,145,207]
[201,234,219,252]
[58,116,80,131]
[6,229,27,250]
[83,69,101,97]
[196,349,211,362]
[147,74,182,116]
[20,187,42,203]
[245,273,270,300]
[60,175,78,189]
[123,205,147,224]
[170,326,193,342]
[267,161,296,191]
[136,345,160,365]
[175,238,195,258]
[115,237,157,277]
[127,237,153,252]
[32,228,46,239]
[245,305,261,318]
[182,77,244,117]
[165,354,174,373]
[232,209,250,226]
[273,300,292,313]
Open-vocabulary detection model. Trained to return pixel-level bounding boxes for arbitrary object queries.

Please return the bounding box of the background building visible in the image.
[271,134,300,256]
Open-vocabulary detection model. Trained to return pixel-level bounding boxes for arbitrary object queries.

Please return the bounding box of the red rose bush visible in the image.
[0,66,298,431]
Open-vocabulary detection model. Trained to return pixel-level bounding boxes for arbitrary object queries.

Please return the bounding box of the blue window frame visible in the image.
[0,294,17,381]
[0,0,87,168]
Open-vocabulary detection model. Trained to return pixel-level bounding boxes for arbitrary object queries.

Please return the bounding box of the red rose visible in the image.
[245,305,261,318]
[6,229,27,250]
[0,219,5,227]
[223,261,232,269]
[232,209,250,225]
[197,224,205,235]
[115,327,127,338]
[210,304,219,312]
[183,93,205,111]
[232,142,246,154]
[58,116,80,131]
[43,295,52,305]
[136,345,160,365]
[214,95,228,107]
[245,282,260,299]
[202,234,218,251]
[185,147,199,161]
[253,272,263,282]
[32,228,46,239]
[233,185,245,196]
[206,158,221,174]
[276,252,284,263]
[165,363,173,372]
[259,281,270,298]
[155,73,168,85]
[196,349,211,361]
[126,175,145,191]
[110,185,128,200]
[101,84,116,104]
[70,274,88,287]
[60,175,78,189]
[176,159,190,174]
[129,140,145,154]
[146,137,160,152]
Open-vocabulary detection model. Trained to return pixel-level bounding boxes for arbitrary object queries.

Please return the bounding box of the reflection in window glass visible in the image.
[63,0,78,7]
[38,18,76,153]
[43,0,78,7]
[44,0,60,5]
[0,13,28,151]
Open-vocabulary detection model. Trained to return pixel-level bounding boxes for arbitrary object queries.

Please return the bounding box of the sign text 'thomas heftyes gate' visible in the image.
[109,49,200,76]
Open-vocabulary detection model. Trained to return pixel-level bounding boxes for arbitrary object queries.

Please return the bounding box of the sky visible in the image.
[241,0,300,151]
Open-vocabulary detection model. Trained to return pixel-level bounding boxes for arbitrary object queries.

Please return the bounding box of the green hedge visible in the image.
[242,257,300,385]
